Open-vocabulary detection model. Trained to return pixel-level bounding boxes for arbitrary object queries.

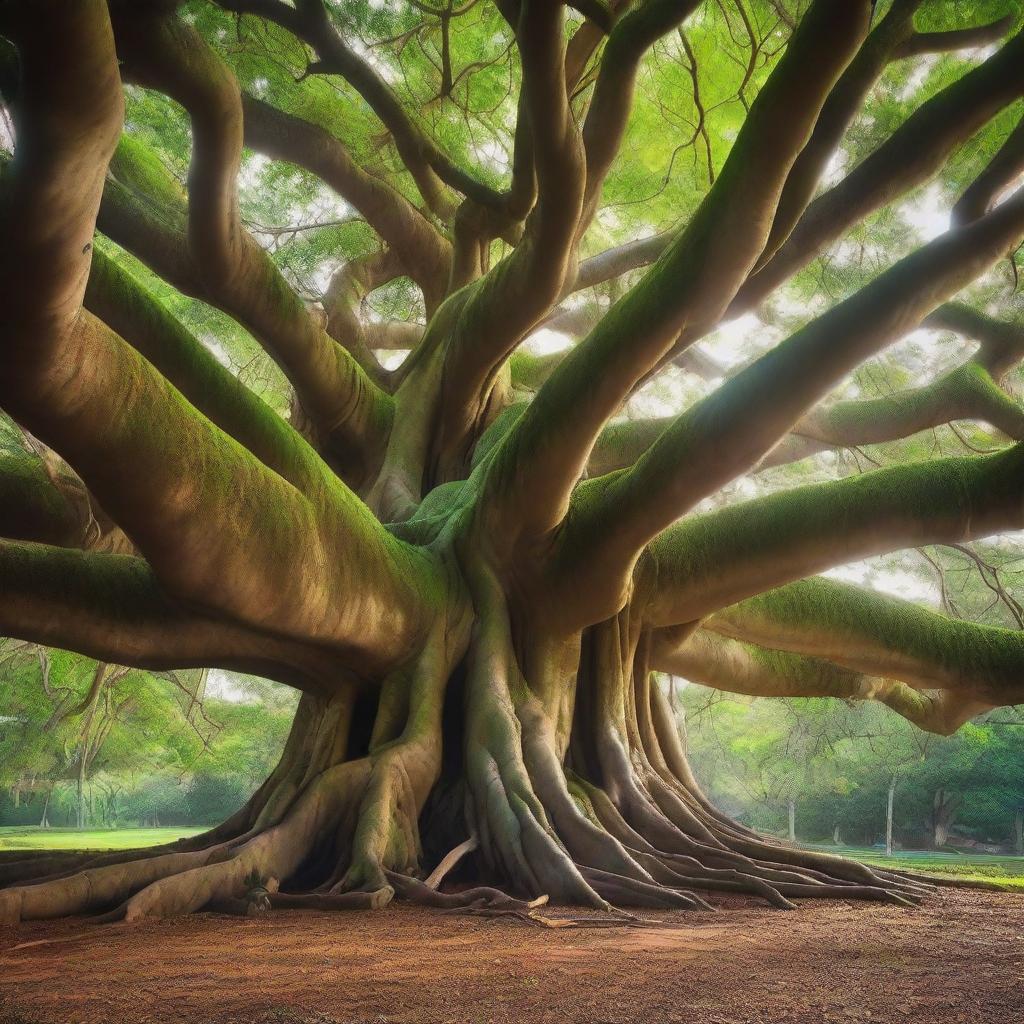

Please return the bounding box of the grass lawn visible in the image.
[809,844,1024,890]
[0,826,205,852]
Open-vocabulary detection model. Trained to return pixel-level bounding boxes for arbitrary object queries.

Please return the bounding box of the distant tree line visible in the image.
[677,681,1024,855]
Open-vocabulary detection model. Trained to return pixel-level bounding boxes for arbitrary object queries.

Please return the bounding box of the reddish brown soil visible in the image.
[1,891,1021,1024]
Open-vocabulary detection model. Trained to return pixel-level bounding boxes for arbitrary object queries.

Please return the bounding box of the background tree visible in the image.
[0,641,214,828]
[680,686,1024,853]
[1,661,297,830]
[2,0,1024,924]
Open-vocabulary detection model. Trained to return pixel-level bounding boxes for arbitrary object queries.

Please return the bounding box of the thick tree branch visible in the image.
[641,443,1024,628]
[564,0,630,91]
[113,13,243,288]
[85,248,328,494]
[952,113,1024,227]
[321,247,410,385]
[0,541,342,693]
[414,0,587,476]
[577,0,700,233]
[562,189,1024,616]
[894,13,1016,60]
[482,0,873,556]
[0,0,122,346]
[567,0,613,32]
[0,1,439,672]
[506,350,568,395]
[364,320,425,352]
[651,627,991,735]
[535,301,604,341]
[754,0,924,271]
[762,360,1024,468]
[925,301,1024,378]
[587,417,670,477]
[588,319,1024,474]
[704,577,1024,708]
[241,95,452,309]
[547,9,1018,303]
[570,230,676,294]
[96,91,391,485]
[734,28,1024,316]
[0,449,106,551]
[754,302,1024,467]
[762,2,1016,265]
[217,0,499,217]
[5,300,434,673]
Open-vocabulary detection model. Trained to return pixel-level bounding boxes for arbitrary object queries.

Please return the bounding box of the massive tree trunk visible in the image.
[2,0,1024,924]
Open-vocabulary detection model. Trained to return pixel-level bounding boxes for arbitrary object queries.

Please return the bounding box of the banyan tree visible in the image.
[2,0,1024,923]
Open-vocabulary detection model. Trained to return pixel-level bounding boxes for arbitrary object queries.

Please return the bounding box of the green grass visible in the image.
[807,844,1024,890]
[0,826,205,852]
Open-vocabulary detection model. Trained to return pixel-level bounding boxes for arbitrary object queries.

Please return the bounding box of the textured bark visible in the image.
[932,790,960,849]
[1,0,1022,927]
[886,780,896,858]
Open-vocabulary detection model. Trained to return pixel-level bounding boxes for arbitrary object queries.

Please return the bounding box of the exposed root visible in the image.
[385,870,544,911]
[268,887,396,912]
[1,605,978,929]
[462,565,611,909]
[424,835,479,889]
[386,872,654,929]
[580,866,713,910]
[0,759,366,926]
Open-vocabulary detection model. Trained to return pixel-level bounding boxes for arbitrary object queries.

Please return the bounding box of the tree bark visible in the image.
[884,778,892,860]
[932,789,960,849]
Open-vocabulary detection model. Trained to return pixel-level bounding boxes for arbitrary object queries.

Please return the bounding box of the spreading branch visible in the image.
[0,1,438,673]
[483,0,872,562]
[925,302,1024,378]
[85,248,327,494]
[734,28,1024,316]
[241,94,452,309]
[761,359,1024,469]
[558,189,1024,623]
[321,247,411,385]
[952,113,1024,227]
[547,9,1018,306]
[641,443,1024,628]
[705,576,1024,708]
[651,627,991,736]
[569,230,677,294]
[894,13,1016,60]
[754,0,924,271]
[589,300,1024,475]
[0,449,106,552]
[102,13,393,485]
[0,541,341,693]
[415,0,587,474]
[577,0,701,233]
[217,0,500,217]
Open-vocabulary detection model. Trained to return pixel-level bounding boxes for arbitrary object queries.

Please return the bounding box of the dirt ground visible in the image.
[1,890,1022,1024]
